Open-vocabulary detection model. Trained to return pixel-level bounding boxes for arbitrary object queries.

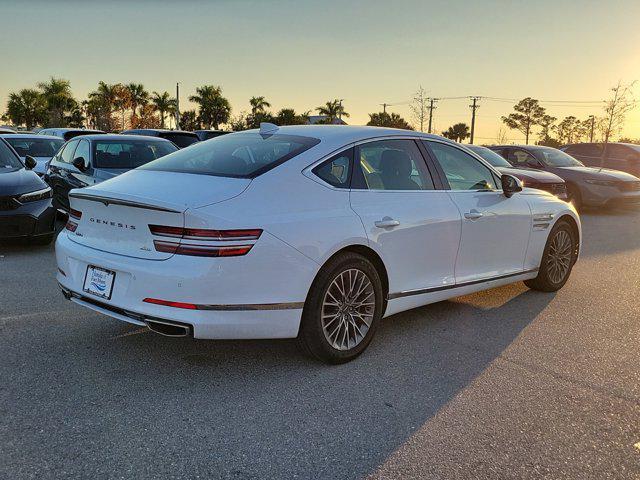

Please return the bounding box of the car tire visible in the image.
[524,220,577,292]
[298,252,384,364]
[567,184,582,209]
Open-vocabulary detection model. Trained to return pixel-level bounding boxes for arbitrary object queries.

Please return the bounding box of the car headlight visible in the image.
[18,186,52,202]
[584,179,617,186]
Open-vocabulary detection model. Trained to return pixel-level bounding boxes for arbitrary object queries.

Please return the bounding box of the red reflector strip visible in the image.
[65,221,78,232]
[143,298,197,310]
[153,240,253,257]
[69,208,82,220]
[148,225,262,241]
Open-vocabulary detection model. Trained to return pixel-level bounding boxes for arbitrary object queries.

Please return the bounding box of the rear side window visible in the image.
[313,149,353,188]
[5,138,64,158]
[93,140,178,169]
[160,132,200,148]
[140,133,320,178]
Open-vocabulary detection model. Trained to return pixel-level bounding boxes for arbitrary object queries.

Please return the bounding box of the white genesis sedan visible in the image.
[56,125,581,363]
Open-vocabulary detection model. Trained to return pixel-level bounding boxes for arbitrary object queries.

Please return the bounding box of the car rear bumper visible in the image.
[55,230,319,339]
[0,199,55,239]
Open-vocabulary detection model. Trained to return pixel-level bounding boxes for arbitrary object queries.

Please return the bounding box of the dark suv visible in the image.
[561,143,640,177]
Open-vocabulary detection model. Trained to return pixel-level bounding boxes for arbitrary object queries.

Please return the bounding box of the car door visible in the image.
[47,139,79,211]
[349,138,461,296]
[424,140,532,284]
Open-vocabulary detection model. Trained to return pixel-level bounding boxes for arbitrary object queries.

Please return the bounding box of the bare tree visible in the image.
[600,81,637,166]
[410,86,429,132]
[496,126,509,144]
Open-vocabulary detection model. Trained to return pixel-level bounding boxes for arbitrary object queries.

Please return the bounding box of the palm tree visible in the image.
[151,91,176,129]
[37,77,76,127]
[274,108,308,126]
[316,99,349,123]
[442,123,471,142]
[367,112,413,130]
[5,89,46,129]
[114,84,130,130]
[249,96,271,116]
[89,82,120,131]
[189,85,231,129]
[126,83,149,117]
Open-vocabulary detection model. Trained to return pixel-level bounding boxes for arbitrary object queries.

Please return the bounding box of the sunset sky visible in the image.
[1,0,639,141]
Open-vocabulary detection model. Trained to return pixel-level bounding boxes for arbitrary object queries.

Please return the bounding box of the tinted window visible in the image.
[507,149,538,167]
[93,140,178,169]
[5,137,64,158]
[566,144,602,156]
[160,132,200,148]
[535,148,583,167]
[466,145,512,168]
[313,149,353,188]
[140,133,320,178]
[428,141,498,190]
[0,140,22,169]
[355,139,434,190]
[73,140,91,168]
[59,141,78,164]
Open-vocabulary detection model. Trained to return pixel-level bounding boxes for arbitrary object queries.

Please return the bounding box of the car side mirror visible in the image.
[24,155,37,170]
[72,157,86,172]
[501,174,523,198]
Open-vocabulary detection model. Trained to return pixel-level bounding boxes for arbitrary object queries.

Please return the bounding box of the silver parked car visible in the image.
[37,128,104,141]
[0,134,64,176]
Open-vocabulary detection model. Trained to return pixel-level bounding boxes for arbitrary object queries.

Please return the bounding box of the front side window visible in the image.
[140,133,320,178]
[0,141,22,170]
[466,145,512,168]
[5,138,64,158]
[93,140,178,169]
[312,149,353,188]
[355,139,434,191]
[73,140,91,168]
[507,149,539,167]
[59,141,78,164]
[427,141,498,191]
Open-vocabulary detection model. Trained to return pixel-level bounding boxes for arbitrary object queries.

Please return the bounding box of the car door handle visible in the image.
[464,210,483,220]
[375,218,400,228]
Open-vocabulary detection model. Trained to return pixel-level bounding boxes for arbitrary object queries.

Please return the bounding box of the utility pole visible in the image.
[381,103,388,113]
[175,82,180,130]
[469,96,481,144]
[427,98,438,134]
[589,115,595,142]
[338,99,344,122]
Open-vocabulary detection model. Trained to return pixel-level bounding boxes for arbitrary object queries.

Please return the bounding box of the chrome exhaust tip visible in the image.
[145,319,191,337]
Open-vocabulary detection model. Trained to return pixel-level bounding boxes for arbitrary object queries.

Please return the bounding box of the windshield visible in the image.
[536,148,584,167]
[0,140,23,170]
[94,140,178,169]
[140,133,321,178]
[5,137,64,158]
[160,132,200,148]
[466,145,511,167]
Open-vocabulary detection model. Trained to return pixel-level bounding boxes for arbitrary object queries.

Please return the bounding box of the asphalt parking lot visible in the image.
[1,209,639,480]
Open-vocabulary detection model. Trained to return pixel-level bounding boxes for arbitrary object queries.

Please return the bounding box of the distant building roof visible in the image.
[306,115,347,125]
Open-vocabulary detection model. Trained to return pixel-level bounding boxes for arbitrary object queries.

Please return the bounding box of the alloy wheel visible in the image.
[547,230,573,284]
[321,268,376,351]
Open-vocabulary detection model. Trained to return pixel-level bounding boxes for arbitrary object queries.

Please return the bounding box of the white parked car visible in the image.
[56,125,581,363]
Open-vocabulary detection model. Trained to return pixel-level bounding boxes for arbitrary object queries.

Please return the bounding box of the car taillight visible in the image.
[65,221,78,232]
[149,225,262,241]
[148,225,261,257]
[143,298,197,310]
[69,208,82,220]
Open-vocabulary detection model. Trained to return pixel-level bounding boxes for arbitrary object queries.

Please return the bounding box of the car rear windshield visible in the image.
[160,132,200,148]
[0,140,23,169]
[63,131,99,141]
[94,140,178,169]
[5,137,64,158]
[139,133,321,178]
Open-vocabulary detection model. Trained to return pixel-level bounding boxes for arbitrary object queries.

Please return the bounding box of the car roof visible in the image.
[240,125,450,145]
[69,134,176,142]
[41,128,103,133]
[123,129,198,135]
[0,133,63,140]
[490,144,552,150]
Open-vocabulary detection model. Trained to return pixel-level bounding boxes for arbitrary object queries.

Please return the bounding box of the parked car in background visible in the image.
[45,134,178,214]
[465,145,567,200]
[56,125,580,363]
[38,128,104,141]
[0,127,16,134]
[561,142,640,177]
[194,130,231,141]
[490,145,640,208]
[0,134,64,176]
[0,138,56,245]
[121,129,200,148]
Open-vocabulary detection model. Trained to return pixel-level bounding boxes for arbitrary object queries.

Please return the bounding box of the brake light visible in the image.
[143,298,197,310]
[65,221,78,232]
[153,241,253,257]
[149,225,262,241]
[69,208,82,220]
